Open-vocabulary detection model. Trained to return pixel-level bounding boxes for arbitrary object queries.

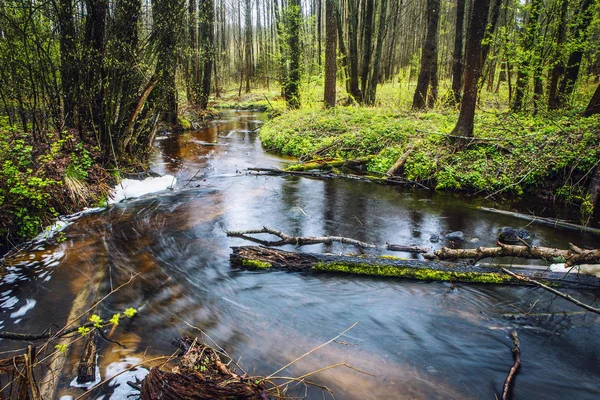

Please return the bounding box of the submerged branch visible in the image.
[500,268,600,314]
[501,331,521,400]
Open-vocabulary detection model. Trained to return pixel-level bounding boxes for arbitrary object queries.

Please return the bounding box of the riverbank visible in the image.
[0,107,220,256]
[260,107,600,221]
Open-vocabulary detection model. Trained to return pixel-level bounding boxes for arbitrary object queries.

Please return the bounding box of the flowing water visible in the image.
[1,110,600,399]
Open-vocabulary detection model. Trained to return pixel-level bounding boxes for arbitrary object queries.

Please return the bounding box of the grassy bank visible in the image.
[260,107,600,218]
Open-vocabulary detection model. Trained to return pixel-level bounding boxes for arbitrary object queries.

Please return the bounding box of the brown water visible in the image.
[1,110,600,399]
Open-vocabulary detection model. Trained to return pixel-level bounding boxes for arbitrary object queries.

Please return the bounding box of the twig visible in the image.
[266,322,358,379]
[501,331,521,400]
[501,268,600,314]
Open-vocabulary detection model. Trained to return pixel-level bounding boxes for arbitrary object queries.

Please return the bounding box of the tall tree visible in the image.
[57,0,77,127]
[547,0,569,109]
[553,0,595,108]
[412,0,440,109]
[451,0,491,139]
[450,0,466,106]
[364,0,389,105]
[200,0,215,108]
[285,0,302,108]
[512,0,542,112]
[323,0,337,108]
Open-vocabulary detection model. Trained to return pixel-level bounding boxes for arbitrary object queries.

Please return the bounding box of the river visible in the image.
[1,110,599,399]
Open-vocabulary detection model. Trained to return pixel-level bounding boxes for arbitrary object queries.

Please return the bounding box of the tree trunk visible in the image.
[547,0,568,109]
[450,0,466,106]
[364,0,388,105]
[554,0,594,108]
[450,0,491,139]
[412,0,440,110]
[583,84,600,117]
[58,0,78,128]
[323,0,337,108]
[244,0,252,93]
[512,0,541,112]
[200,0,214,109]
[285,0,302,108]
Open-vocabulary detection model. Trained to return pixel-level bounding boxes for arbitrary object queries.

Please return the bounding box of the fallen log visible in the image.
[247,167,430,190]
[432,242,600,268]
[141,337,268,400]
[477,206,600,236]
[285,156,373,172]
[230,246,600,288]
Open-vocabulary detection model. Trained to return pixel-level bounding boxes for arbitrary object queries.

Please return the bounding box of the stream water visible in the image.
[1,110,600,399]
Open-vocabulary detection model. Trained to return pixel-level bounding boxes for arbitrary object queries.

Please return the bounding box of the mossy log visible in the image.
[141,337,267,400]
[230,246,600,288]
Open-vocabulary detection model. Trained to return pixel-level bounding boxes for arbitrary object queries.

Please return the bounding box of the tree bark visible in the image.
[412,0,440,110]
[512,0,541,112]
[285,0,302,108]
[323,0,337,108]
[450,0,491,139]
[450,0,466,106]
[583,84,600,117]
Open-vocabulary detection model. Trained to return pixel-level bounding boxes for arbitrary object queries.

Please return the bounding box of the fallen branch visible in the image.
[285,156,373,172]
[386,146,413,176]
[477,206,600,236]
[386,242,430,253]
[247,167,430,190]
[433,242,600,268]
[501,331,521,400]
[230,246,600,288]
[227,226,377,248]
[500,268,600,314]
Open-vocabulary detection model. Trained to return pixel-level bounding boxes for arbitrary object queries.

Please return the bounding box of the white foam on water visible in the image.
[109,175,176,204]
[10,299,36,318]
[549,263,600,277]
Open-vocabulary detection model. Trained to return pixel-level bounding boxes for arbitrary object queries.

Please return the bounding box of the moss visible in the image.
[241,259,272,269]
[177,116,192,130]
[312,262,511,284]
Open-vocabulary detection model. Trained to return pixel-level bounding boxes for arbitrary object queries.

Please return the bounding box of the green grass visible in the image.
[260,105,600,217]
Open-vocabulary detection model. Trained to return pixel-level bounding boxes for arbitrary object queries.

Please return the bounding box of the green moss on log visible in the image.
[312,261,511,284]
[241,259,272,269]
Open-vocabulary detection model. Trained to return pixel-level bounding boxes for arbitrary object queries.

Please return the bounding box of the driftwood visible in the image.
[431,242,600,268]
[227,226,377,248]
[141,337,267,400]
[247,167,430,189]
[477,206,600,235]
[501,331,521,400]
[230,246,600,289]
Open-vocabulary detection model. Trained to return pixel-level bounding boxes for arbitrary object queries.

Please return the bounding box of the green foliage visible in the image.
[261,107,600,204]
